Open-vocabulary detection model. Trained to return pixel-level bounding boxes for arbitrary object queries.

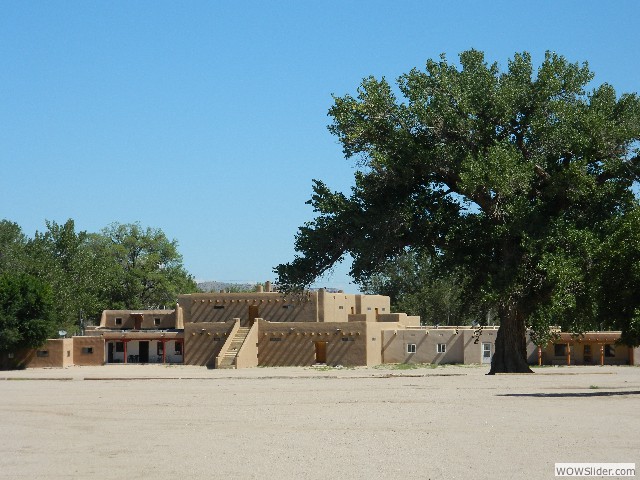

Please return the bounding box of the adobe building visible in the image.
[4,287,639,369]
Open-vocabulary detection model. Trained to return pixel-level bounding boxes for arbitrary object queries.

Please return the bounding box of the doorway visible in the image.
[481,343,492,364]
[247,305,259,327]
[583,344,592,364]
[133,314,143,330]
[107,342,114,363]
[314,341,327,364]
[139,341,149,363]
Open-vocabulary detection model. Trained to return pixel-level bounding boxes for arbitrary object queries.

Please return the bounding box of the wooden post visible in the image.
[566,343,571,366]
[600,345,604,366]
[538,346,542,366]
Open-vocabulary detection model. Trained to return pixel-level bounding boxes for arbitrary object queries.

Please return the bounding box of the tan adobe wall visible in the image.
[462,329,498,364]
[256,319,368,367]
[357,294,391,321]
[236,322,259,369]
[319,290,357,322]
[100,310,177,329]
[382,328,466,364]
[73,337,105,366]
[365,322,402,365]
[184,320,235,367]
[14,339,73,368]
[376,313,421,326]
[179,292,319,324]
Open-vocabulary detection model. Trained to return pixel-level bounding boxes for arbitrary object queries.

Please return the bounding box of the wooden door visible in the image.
[139,341,149,363]
[247,305,259,326]
[315,341,327,364]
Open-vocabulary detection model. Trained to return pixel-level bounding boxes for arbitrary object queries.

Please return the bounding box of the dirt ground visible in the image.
[1,364,638,480]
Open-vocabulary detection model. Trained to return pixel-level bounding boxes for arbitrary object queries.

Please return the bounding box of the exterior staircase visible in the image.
[217,327,250,369]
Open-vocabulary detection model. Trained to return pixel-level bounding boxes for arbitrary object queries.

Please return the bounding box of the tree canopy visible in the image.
[360,251,476,326]
[98,222,198,310]
[0,273,56,352]
[0,219,197,348]
[275,50,640,373]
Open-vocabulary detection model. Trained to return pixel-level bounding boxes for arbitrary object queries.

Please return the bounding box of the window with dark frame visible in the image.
[604,344,615,357]
[154,318,161,326]
[115,317,123,326]
[115,342,124,352]
[407,344,416,353]
[36,350,49,357]
[81,347,93,354]
[175,342,182,355]
[437,343,446,353]
[554,344,567,356]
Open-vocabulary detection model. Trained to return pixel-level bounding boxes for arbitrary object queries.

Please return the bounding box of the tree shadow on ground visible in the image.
[497,390,640,398]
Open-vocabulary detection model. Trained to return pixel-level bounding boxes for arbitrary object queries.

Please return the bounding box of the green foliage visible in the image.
[275,50,640,356]
[0,273,56,351]
[360,251,480,326]
[0,220,27,274]
[25,220,113,332]
[0,219,197,333]
[97,222,197,310]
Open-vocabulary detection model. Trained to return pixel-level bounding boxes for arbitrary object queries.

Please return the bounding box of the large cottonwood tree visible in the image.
[275,50,640,373]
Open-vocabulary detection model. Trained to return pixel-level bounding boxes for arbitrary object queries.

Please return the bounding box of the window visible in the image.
[81,347,93,354]
[36,350,49,357]
[437,343,446,353]
[282,304,294,309]
[115,342,124,352]
[554,344,567,356]
[154,318,161,326]
[67,351,71,357]
[157,343,164,355]
[175,342,182,355]
[341,337,354,342]
[214,305,225,310]
[604,344,615,357]
[115,317,123,326]
[270,337,282,342]
[338,306,344,310]
[407,344,416,353]
[382,308,386,312]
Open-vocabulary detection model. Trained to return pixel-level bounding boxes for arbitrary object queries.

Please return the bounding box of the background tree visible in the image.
[25,220,112,332]
[0,273,56,353]
[99,222,198,309]
[275,50,640,373]
[0,220,27,274]
[1,218,198,339]
[360,251,478,326]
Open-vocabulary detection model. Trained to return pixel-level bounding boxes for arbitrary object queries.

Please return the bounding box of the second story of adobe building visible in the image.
[178,288,395,324]
[99,309,180,330]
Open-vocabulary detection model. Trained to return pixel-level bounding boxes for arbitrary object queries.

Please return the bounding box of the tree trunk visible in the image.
[488,303,533,374]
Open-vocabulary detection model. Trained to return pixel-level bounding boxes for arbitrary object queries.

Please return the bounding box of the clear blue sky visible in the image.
[1,1,639,290]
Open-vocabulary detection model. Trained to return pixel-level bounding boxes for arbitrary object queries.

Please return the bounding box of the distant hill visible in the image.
[197,281,258,293]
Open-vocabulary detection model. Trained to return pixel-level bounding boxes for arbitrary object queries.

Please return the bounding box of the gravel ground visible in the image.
[1,364,638,479]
